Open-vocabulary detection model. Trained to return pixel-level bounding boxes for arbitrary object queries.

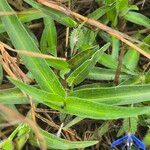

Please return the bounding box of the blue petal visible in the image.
[111,135,128,148]
[131,135,146,150]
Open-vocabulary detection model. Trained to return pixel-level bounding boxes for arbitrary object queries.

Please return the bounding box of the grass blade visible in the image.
[24,0,77,27]
[67,43,110,86]
[30,129,98,149]
[0,87,28,104]
[70,84,150,105]
[124,11,150,28]
[40,17,57,56]
[87,67,131,81]
[9,78,150,120]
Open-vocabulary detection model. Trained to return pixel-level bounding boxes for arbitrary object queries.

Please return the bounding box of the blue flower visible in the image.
[111,133,146,150]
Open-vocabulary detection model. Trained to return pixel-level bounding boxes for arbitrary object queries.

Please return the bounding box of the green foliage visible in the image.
[8,78,150,120]
[40,17,57,56]
[30,129,98,149]
[0,0,65,96]
[0,0,150,149]
[67,43,110,86]
[124,11,150,28]
[70,84,150,105]
[24,0,77,27]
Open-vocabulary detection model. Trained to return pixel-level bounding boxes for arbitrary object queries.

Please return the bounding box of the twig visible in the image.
[0,41,66,61]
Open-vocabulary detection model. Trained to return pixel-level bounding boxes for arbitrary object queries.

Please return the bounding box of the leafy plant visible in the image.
[0,0,150,149]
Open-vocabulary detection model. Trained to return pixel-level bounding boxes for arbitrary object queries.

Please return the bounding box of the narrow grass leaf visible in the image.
[0,9,46,34]
[9,78,150,120]
[124,11,150,28]
[70,84,150,105]
[40,17,57,56]
[88,4,115,20]
[0,87,28,104]
[87,67,131,81]
[30,129,98,149]
[111,36,120,60]
[68,46,98,70]
[46,59,69,71]
[99,53,137,75]
[24,0,77,27]
[123,48,139,71]
[63,117,83,129]
[9,78,65,110]
[64,97,150,119]
[67,43,110,86]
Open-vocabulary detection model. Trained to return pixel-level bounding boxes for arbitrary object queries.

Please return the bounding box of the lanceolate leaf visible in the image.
[40,17,57,56]
[68,46,98,70]
[88,4,116,20]
[87,67,130,81]
[8,78,65,110]
[0,0,65,96]
[124,11,150,28]
[31,129,98,149]
[0,87,28,104]
[70,84,150,105]
[123,48,139,71]
[24,0,77,27]
[9,78,150,120]
[0,9,46,34]
[99,53,137,75]
[67,43,110,86]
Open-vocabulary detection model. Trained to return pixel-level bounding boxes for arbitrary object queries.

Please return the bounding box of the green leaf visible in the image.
[116,0,128,15]
[8,77,65,110]
[40,17,57,56]
[0,0,65,96]
[117,117,138,137]
[123,48,139,71]
[105,0,118,26]
[140,34,150,54]
[70,84,150,105]
[30,129,98,149]
[68,46,98,70]
[88,4,115,20]
[99,53,118,69]
[0,87,28,104]
[144,130,150,146]
[63,117,83,129]
[18,9,46,22]
[46,59,70,71]
[9,124,30,150]
[124,11,150,28]
[9,78,150,120]
[111,36,120,60]
[63,97,150,119]
[0,139,14,150]
[87,67,131,81]
[67,43,110,86]
[99,53,137,75]
[24,0,77,27]
[0,9,46,34]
